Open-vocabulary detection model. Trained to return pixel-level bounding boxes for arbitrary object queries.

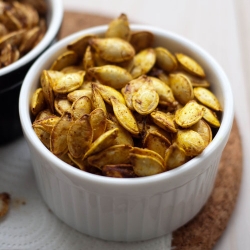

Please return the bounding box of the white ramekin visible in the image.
[19,25,234,242]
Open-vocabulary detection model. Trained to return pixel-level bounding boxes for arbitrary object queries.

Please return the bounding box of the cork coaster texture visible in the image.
[59,11,243,250]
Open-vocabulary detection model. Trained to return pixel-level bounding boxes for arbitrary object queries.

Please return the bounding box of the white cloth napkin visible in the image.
[0,138,172,250]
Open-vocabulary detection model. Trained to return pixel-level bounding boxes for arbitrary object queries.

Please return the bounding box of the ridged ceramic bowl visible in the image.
[0,0,63,144]
[19,25,234,242]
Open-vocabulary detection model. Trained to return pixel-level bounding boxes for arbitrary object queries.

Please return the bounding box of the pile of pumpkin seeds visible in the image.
[30,13,222,178]
[0,0,47,69]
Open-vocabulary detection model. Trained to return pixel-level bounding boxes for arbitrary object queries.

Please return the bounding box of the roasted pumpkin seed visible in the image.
[110,97,139,136]
[130,153,165,177]
[121,75,153,110]
[52,71,85,94]
[88,144,132,169]
[71,96,92,120]
[149,76,176,106]
[67,114,92,158]
[102,164,136,178]
[67,153,86,171]
[175,100,204,128]
[105,13,130,41]
[89,37,135,63]
[19,26,41,55]
[88,65,132,89]
[176,129,206,156]
[155,47,177,72]
[34,109,54,121]
[83,45,95,71]
[0,193,11,218]
[83,128,119,159]
[40,70,55,113]
[89,108,107,141]
[50,50,79,71]
[175,53,205,78]
[33,127,50,149]
[67,34,96,56]
[61,65,83,73]
[150,111,177,133]
[130,48,156,78]
[0,29,26,50]
[143,130,171,159]
[191,119,212,147]
[67,89,93,102]
[129,30,154,53]
[169,73,194,105]
[54,97,72,116]
[30,88,46,116]
[132,87,159,115]
[91,84,107,114]
[130,147,165,167]
[93,82,126,105]
[164,143,187,170]
[194,87,222,111]
[201,105,221,127]
[50,111,72,156]
[33,116,60,134]
[106,119,134,146]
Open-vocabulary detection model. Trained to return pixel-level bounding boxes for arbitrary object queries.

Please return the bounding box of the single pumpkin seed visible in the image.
[30,88,46,116]
[52,71,85,94]
[89,37,135,63]
[50,111,73,156]
[67,114,93,158]
[88,144,132,169]
[150,111,177,133]
[67,89,92,102]
[110,97,139,136]
[143,130,171,159]
[54,97,72,116]
[194,87,222,111]
[89,108,107,141]
[91,84,107,115]
[155,47,178,72]
[130,153,165,177]
[175,100,204,128]
[88,65,132,89]
[121,75,153,110]
[50,50,79,71]
[130,48,156,78]
[149,76,176,106]
[176,129,205,156]
[40,70,55,113]
[175,53,205,78]
[164,143,187,170]
[129,30,154,53]
[83,128,119,159]
[132,87,159,115]
[93,82,126,105]
[190,119,212,147]
[169,73,194,105]
[83,45,95,72]
[71,96,92,120]
[105,13,130,41]
[102,164,136,178]
[106,119,134,146]
[67,34,96,56]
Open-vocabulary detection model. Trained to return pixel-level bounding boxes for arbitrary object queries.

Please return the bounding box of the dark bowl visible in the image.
[0,0,63,145]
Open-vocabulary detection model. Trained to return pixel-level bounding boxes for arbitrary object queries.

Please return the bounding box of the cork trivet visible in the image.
[172,119,242,250]
[59,11,243,249]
